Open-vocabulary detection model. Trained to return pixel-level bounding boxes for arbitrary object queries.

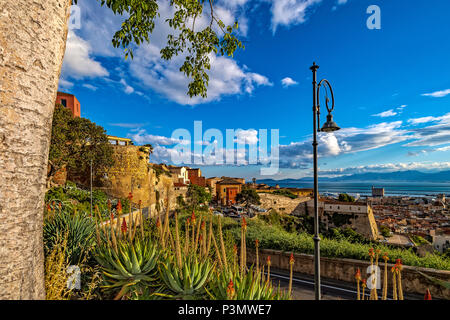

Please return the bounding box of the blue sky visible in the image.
[59,0,450,180]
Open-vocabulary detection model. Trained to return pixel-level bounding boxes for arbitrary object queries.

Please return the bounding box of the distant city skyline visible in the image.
[60,0,450,180]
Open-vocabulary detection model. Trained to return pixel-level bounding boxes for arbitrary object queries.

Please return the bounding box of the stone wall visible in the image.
[258,193,310,215]
[247,248,450,299]
[97,146,177,215]
[294,200,379,240]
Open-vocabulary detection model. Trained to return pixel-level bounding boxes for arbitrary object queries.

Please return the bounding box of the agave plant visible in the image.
[158,253,215,299]
[94,237,160,300]
[43,210,95,265]
[207,266,289,300]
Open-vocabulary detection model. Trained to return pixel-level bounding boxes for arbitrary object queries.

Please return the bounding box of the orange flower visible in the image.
[226,279,235,299]
[46,204,51,212]
[199,234,203,243]
[233,244,238,254]
[242,218,247,231]
[368,248,375,258]
[424,289,432,300]
[191,210,196,223]
[201,221,206,230]
[391,266,397,273]
[156,218,161,228]
[138,199,142,207]
[59,202,62,210]
[267,256,271,266]
[362,279,367,287]
[289,253,295,265]
[121,218,127,233]
[128,192,133,201]
[255,239,259,247]
[355,268,361,281]
[117,200,123,214]
[110,212,115,221]
[382,252,389,261]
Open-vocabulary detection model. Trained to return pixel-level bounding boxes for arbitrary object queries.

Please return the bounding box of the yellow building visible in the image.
[216,178,244,206]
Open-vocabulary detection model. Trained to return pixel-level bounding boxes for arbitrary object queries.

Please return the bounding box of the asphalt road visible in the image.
[268,267,426,300]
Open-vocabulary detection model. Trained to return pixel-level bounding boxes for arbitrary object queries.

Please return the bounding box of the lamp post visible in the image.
[310,62,340,300]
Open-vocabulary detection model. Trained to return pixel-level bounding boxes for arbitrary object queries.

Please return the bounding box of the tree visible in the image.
[236,187,261,209]
[338,193,355,202]
[47,104,114,187]
[186,184,211,210]
[0,0,242,299]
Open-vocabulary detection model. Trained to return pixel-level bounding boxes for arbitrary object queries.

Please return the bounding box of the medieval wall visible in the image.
[295,200,379,240]
[258,193,311,215]
[97,146,177,217]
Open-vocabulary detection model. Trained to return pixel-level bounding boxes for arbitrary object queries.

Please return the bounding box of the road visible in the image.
[267,267,426,300]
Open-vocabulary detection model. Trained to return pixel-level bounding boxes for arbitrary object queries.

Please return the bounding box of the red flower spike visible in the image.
[289,253,295,265]
[156,218,161,228]
[355,268,361,281]
[255,239,259,247]
[199,234,203,242]
[128,192,133,201]
[117,200,122,213]
[233,244,238,254]
[424,289,432,300]
[47,204,51,212]
[186,218,190,225]
[191,210,196,222]
[201,221,206,230]
[121,218,127,233]
[267,256,271,265]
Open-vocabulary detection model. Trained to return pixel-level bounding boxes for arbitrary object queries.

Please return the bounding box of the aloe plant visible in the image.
[207,266,289,300]
[43,211,95,265]
[158,254,214,299]
[94,237,160,299]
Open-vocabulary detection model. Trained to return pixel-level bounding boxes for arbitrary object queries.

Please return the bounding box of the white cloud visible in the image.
[235,129,259,145]
[120,79,135,94]
[270,0,322,33]
[281,77,299,88]
[127,129,183,146]
[372,109,397,117]
[82,84,98,91]
[421,89,450,98]
[61,30,109,79]
[58,78,74,90]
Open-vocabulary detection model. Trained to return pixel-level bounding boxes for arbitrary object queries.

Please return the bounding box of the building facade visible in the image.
[216,178,244,206]
[169,166,190,185]
[56,91,81,117]
[187,168,206,187]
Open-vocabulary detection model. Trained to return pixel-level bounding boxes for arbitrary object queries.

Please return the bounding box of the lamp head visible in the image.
[321,114,340,132]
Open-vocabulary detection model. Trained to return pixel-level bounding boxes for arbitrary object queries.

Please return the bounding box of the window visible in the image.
[61,99,67,107]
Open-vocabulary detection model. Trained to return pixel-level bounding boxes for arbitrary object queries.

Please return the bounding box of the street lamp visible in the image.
[310,62,340,300]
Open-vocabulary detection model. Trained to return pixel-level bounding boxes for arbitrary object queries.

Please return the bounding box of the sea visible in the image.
[266,181,450,198]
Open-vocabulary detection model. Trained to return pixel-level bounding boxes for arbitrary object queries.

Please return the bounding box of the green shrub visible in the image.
[43,211,96,265]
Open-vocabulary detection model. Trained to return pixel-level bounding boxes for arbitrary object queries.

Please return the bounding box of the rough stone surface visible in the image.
[0,0,71,299]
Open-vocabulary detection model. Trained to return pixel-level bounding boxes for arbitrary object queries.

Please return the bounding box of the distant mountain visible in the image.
[258,170,450,184]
